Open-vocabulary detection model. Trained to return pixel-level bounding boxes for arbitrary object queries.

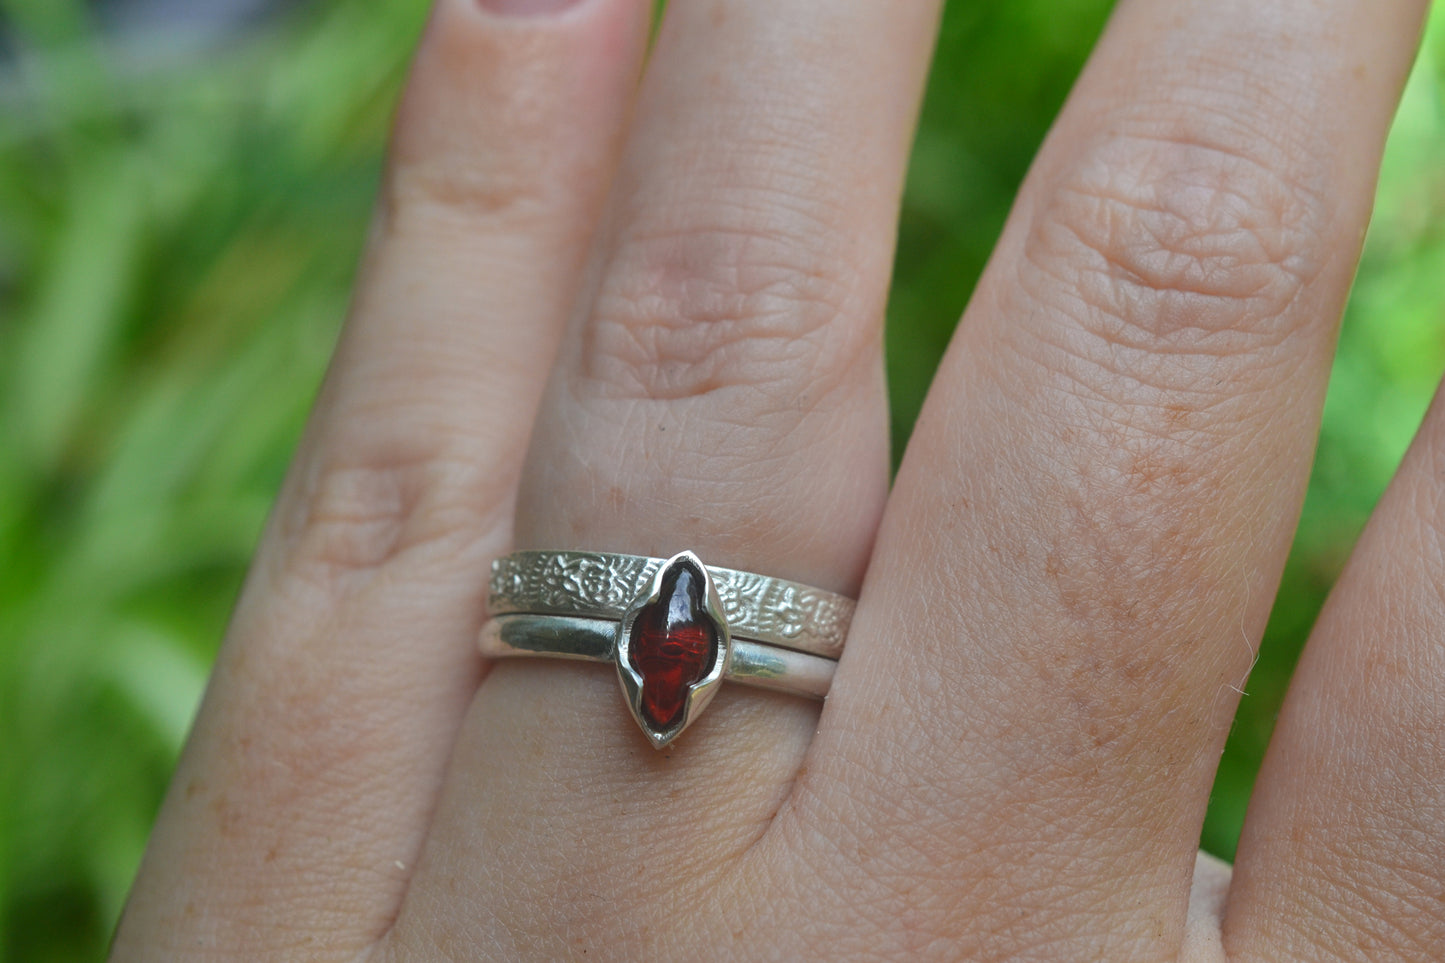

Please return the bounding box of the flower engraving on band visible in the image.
[768,586,809,639]
[615,551,732,747]
[490,555,527,599]
[487,550,853,659]
[558,555,628,608]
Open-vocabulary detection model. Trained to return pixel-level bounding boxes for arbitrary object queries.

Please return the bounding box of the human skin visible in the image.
[111,0,1443,959]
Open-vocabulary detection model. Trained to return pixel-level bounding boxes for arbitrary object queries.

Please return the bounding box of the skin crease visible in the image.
[111,0,1445,960]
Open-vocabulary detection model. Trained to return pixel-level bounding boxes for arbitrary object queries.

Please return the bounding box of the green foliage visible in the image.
[0,2,428,958]
[1,0,1443,958]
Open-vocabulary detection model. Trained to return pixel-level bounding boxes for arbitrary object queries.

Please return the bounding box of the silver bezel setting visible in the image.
[615,551,732,748]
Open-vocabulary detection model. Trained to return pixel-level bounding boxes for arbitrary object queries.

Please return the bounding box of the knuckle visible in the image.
[380,159,555,239]
[581,215,873,401]
[1021,130,1330,362]
[982,129,1332,692]
[273,437,494,589]
[379,4,574,236]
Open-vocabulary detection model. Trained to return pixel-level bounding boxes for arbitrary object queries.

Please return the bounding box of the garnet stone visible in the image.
[625,558,720,732]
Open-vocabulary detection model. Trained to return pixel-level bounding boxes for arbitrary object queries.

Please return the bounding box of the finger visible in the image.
[788,0,1426,956]
[1228,380,1445,960]
[384,0,940,954]
[113,0,650,955]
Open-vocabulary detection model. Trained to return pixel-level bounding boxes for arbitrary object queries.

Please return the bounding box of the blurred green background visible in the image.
[2,0,1443,958]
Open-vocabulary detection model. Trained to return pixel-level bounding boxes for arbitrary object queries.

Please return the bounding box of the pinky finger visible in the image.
[1228,381,1445,960]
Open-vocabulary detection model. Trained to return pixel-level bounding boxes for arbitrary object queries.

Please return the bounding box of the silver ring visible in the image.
[481,550,851,748]
[489,549,853,658]
[478,616,836,698]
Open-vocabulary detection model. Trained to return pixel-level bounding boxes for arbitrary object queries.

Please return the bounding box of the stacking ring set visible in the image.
[478,550,853,748]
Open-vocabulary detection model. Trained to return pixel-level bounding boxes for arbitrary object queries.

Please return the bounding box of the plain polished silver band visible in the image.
[479,614,835,699]
[489,550,853,659]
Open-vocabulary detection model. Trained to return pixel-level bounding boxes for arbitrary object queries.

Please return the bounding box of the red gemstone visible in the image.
[627,561,718,731]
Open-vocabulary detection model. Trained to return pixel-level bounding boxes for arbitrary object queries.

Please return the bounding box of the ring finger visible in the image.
[382,0,941,955]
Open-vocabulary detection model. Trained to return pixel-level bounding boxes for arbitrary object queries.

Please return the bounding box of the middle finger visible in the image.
[798,0,1426,956]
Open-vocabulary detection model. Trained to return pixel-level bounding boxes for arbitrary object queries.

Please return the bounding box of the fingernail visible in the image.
[478,0,584,15]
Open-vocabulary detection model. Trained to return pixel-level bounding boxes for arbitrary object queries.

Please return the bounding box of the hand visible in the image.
[112,0,1441,958]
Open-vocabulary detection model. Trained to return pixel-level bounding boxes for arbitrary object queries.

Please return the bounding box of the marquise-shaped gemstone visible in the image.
[626,560,719,731]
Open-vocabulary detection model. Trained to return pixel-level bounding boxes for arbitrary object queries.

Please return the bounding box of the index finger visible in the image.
[112,1,650,952]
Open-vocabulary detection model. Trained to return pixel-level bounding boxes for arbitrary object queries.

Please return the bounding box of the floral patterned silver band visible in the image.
[488,550,854,660]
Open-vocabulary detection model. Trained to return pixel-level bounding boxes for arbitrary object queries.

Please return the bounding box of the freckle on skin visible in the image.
[604,486,626,512]
[211,796,240,837]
